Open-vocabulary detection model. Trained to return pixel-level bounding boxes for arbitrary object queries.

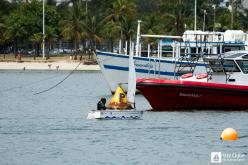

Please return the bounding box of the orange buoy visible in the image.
[196,73,208,79]
[181,73,193,79]
[220,128,238,140]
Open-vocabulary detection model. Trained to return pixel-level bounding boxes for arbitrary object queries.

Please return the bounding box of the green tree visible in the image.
[82,13,103,49]
[60,0,84,59]
[141,13,164,47]
[4,0,60,59]
[105,0,136,44]
[101,21,120,52]
[45,26,58,59]
[122,16,135,41]
[160,0,193,35]
[230,0,243,29]
[31,33,43,60]
[4,12,28,57]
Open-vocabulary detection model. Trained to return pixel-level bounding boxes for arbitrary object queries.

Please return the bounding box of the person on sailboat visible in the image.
[97,98,107,110]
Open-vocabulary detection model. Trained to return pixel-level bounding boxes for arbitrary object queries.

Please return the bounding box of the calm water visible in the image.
[0,71,248,165]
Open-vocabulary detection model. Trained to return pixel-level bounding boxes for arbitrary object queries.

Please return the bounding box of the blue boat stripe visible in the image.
[97,51,206,66]
[103,64,180,76]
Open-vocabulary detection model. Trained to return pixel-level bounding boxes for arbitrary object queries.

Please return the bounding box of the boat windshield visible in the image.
[236,60,248,74]
[209,60,240,72]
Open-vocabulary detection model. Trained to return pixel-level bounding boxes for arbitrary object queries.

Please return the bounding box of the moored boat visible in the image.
[96,20,248,93]
[87,109,143,120]
[136,50,248,110]
[137,78,248,110]
[87,44,143,119]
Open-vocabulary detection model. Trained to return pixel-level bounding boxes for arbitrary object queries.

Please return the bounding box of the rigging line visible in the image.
[33,61,82,95]
[0,74,63,93]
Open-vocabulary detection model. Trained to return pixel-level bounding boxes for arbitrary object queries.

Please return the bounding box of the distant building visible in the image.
[219,0,229,8]
[219,0,248,10]
[243,0,248,8]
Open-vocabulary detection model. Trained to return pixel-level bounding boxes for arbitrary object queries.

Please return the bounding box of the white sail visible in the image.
[127,43,136,104]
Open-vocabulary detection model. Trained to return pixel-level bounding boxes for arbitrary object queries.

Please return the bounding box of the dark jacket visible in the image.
[97,100,106,110]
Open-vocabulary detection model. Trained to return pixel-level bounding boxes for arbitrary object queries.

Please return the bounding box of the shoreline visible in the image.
[0,61,100,71]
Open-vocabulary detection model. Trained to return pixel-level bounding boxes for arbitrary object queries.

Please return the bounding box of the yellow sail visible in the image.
[107,85,132,110]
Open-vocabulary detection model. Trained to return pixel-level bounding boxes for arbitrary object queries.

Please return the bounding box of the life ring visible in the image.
[196,73,208,79]
[181,73,193,79]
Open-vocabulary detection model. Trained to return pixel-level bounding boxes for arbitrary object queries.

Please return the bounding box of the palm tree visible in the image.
[161,0,194,35]
[142,13,164,35]
[0,23,6,43]
[230,0,243,29]
[106,0,136,22]
[101,21,120,52]
[82,12,104,59]
[141,13,164,47]
[121,16,136,53]
[31,33,43,60]
[0,23,8,59]
[60,0,84,59]
[105,0,136,46]
[45,26,58,59]
[4,16,27,58]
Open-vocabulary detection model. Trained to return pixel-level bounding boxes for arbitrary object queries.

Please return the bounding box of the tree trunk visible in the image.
[231,1,234,29]
[37,44,40,57]
[3,44,6,59]
[14,38,18,59]
[46,42,51,60]
[33,44,37,60]
[110,38,113,52]
[74,41,77,60]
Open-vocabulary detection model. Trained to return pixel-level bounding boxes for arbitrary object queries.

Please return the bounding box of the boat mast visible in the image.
[127,43,136,106]
[135,20,141,57]
[42,0,45,59]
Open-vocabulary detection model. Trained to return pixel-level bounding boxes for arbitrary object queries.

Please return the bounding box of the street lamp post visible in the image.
[194,0,197,31]
[213,4,216,31]
[83,0,91,49]
[42,0,45,59]
[203,9,206,32]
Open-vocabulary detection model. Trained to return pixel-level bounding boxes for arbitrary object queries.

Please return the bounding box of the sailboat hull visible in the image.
[87,110,143,119]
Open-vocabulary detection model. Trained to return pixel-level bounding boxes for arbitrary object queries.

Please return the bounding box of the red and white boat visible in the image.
[137,51,248,110]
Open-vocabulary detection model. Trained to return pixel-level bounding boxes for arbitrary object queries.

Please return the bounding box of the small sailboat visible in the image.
[87,44,143,119]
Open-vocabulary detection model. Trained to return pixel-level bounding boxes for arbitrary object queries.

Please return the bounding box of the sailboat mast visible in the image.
[135,20,141,57]
[127,43,136,105]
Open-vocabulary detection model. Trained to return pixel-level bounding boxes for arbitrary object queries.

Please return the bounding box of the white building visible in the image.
[219,0,248,10]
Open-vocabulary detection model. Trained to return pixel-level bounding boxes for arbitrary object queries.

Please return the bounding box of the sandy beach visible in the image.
[0,61,100,71]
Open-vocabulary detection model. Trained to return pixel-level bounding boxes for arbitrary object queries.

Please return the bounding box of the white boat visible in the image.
[87,110,143,120]
[136,50,248,110]
[87,43,143,120]
[96,21,248,93]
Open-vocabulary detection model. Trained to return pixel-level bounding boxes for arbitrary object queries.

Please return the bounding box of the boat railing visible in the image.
[203,54,237,83]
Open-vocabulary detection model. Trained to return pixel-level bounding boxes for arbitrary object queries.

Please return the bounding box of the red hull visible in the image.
[136,78,248,111]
